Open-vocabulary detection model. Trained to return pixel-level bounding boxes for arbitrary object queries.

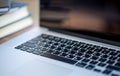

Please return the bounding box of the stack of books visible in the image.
[0,1,33,39]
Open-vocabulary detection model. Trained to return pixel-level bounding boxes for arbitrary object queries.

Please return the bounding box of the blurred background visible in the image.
[10,0,120,35]
[0,0,119,43]
[9,0,120,35]
[40,0,120,36]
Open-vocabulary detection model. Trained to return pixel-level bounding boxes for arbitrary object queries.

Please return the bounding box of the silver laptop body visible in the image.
[0,26,120,76]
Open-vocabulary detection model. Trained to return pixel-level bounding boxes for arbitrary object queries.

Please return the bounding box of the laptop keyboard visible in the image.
[15,34,120,76]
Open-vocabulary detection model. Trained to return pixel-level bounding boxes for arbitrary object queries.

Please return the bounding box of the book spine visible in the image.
[0,17,33,38]
[0,6,29,28]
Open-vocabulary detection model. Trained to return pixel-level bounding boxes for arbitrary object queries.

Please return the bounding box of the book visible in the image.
[0,2,29,28]
[0,16,33,38]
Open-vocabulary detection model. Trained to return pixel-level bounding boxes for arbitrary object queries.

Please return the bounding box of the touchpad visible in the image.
[10,60,72,76]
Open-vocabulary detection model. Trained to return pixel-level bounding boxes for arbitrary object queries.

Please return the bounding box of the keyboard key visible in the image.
[41,39,47,43]
[84,54,91,58]
[109,51,117,56]
[94,53,101,56]
[41,34,49,38]
[72,47,79,50]
[47,50,54,53]
[91,56,99,60]
[77,52,83,56]
[48,41,53,45]
[87,46,94,50]
[94,69,101,72]
[32,50,42,55]
[115,62,120,67]
[86,51,93,54]
[101,55,109,58]
[102,69,112,75]
[111,74,119,76]
[76,62,87,68]
[82,58,90,63]
[102,50,110,54]
[109,56,117,60]
[61,53,68,57]
[99,58,107,62]
[53,43,59,46]
[15,45,23,49]
[79,48,86,52]
[117,58,120,62]
[98,63,106,67]
[44,44,50,47]
[116,54,120,57]
[41,52,77,64]
[23,42,36,48]
[63,49,69,53]
[53,51,61,55]
[59,44,66,47]
[94,48,102,52]
[24,48,35,53]
[90,61,98,65]
[19,46,28,51]
[109,49,116,51]
[106,65,120,71]
[50,45,56,49]
[65,46,72,49]
[60,38,67,43]
[55,47,62,51]
[70,51,76,54]
[67,54,75,59]
[74,43,81,47]
[107,60,115,65]
[86,65,95,70]
[48,35,55,40]
[66,41,74,45]
[54,37,61,41]
[74,56,82,61]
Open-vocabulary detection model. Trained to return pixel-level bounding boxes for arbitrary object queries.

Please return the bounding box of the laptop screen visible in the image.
[40,0,120,43]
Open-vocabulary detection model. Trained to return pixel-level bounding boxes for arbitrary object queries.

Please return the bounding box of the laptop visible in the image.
[0,0,120,76]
